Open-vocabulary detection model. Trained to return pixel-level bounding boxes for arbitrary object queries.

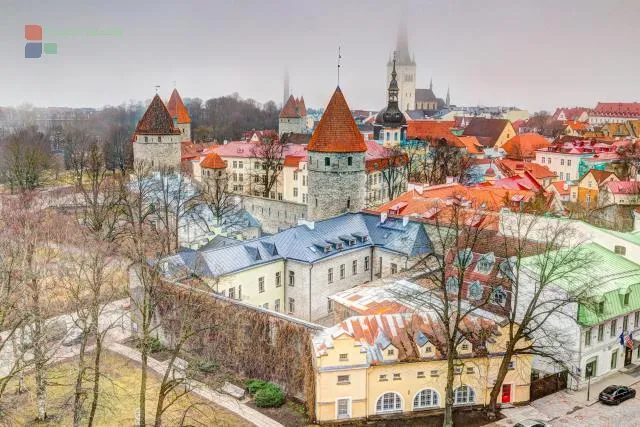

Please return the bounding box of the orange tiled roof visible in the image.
[498,159,556,180]
[166,89,191,124]
[406,120,464,148]
[200,152,226,169]
[307,87,366,153]
[550,181,571,196]
[135,94,181,135]
[283,155,304,168]
[280,95,307,119]
[565,120,589,131]
[458,136,484,154]
[585,169,618,185]
[501,133,550,160]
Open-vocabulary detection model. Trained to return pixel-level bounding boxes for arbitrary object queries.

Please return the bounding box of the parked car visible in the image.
[514,419,552,427]
[599,385,636,405]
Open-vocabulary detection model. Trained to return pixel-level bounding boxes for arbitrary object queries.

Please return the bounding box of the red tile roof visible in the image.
[594,102,640,118]
[498,159,556,180]
[552,107,590,121]
[550,181,571,196]
[458,136,483,154]
[607,181,640,194]
[279,95,307,118]
[166,89,191,124]
[501,133,550,160]
[585,169,618,185]
[200,152,226,169]
[283,155,304,168]
[135,94,181,135]
[406,120,464,147]
[307,87,366,153]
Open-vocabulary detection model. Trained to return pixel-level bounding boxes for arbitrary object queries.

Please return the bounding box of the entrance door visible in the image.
[625,347,633,366]
[501,384,512,403]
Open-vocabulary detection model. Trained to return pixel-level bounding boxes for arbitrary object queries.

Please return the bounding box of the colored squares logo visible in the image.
[24,25,56,58]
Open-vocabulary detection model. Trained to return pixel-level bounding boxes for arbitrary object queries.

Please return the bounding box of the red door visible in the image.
[501,384,512,403]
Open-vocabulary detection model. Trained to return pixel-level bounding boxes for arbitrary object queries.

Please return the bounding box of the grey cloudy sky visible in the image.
[2,0,639,112]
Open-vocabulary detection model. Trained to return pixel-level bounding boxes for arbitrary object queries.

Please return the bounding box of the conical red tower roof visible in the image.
[135,94,180,135]
[166,89,191,124]
[308,87,366,153]
[201,152,226,169]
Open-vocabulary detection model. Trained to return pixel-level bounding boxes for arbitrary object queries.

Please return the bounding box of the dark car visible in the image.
[599,385,636,405]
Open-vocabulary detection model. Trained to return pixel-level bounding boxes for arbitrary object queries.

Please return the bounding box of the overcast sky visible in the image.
[2,0,639,112]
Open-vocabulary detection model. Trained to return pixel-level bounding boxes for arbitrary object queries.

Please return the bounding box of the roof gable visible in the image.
[135,94,181,135]
[166,89,191,124]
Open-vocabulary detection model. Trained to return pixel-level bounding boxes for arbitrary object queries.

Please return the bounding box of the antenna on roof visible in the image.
[337,45,342,87]
[154,85,160,94]
[172,80,176,88]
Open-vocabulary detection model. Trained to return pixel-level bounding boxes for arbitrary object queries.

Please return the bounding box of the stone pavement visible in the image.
[491,368,640,427]
[109,342,284,427]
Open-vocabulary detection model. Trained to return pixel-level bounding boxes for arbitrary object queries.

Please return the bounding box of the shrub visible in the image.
[136,336,164,353]
[246,379,267,395]
[194,359,218,373]
[254,383,285,408]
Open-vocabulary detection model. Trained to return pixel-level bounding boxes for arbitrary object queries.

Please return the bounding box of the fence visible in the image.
[530,370,568,401]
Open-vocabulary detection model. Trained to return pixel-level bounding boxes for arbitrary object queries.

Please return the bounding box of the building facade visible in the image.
[279,95,308,136]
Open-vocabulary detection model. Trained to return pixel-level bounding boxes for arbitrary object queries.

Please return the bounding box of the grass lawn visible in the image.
[0,351,253,427]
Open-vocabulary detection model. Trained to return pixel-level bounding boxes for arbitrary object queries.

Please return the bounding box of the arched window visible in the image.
[375,392,402,413]
[413,389,439,410]
[453,386,475,405]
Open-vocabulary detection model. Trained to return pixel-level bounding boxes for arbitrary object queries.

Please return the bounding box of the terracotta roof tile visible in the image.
[307,87,366,153]
[406,120,464,148]
[166,89,191,124]
[135,94,181,135]
[200,152,226,169]
[501,133,550,160]
[280,95,307,118]
[498,159,556,180]
[587,169,618,185]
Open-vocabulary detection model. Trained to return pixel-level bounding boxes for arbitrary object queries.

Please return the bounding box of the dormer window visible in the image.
[446,277,459,294]
[324,245,331,253]
[336,242,344,250]
[461,343,469,351]
[468,280,483,300]
[387,349,395,356]
[491,287,507,306]
[597,301,605,314]
[476,253,495,274]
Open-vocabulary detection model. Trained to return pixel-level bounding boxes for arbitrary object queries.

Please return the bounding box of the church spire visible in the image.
[430,77,433,91]
[395,20,412,64]
[446,85,451,107]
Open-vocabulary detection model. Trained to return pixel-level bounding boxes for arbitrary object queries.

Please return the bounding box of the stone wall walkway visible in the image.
[109,342,284,427]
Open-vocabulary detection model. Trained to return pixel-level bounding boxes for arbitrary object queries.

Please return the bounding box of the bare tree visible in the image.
[422,138,471,185]
[0,126,51,193]
[379,147,408,202]
[250,139,284,198]
[194,168,244,239]
[103,123,133,174]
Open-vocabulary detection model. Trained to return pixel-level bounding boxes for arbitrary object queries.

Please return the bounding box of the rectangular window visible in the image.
[454,367,462,374]
[339,353,348,361]
[461,343,469,351]
[598,324,604,342]
[508,360,516,370]
[585,329,592,346]
[233,161,237,168]
[263,303,269,310]
[288,298,295,313]
[560,159,564,166]
[288,271,294,286]
[340,264,345,279]
[424,345,432,353]
[293,171,298,181]
[430,370,439,377]
[635,312,640,328]
[379,374,388,382]
[615,245,626,255]
[611,320,617,337]
[417,371,425,378]
[337,375,350,385]
[228,287,235,299]
[624,293,630,306]
[324,157,330,166]
[611,350,618,370]
[391,263,398,274]
[238,285,242,300]
[275,271,281,287]
[567,159,572,166]
[238,161,243,169]
[328,268,333,283]
[387,349,394,356]
[293,187,298,197]
[466,367,475,374]
[336,398,350,419]
[274,299,280,312]
[302,176,306,186]
[624,315,629,331]
[364,256,370,271]
[258,277,265,293]
[328,299,334,313]
[393,373,401,381]
[352,260,357,275]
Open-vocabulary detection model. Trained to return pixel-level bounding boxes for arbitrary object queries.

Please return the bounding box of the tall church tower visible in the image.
[386,22,416,112]
[307,87,367,221]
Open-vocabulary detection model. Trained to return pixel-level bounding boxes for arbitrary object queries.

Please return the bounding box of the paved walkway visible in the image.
[109,342,284,427]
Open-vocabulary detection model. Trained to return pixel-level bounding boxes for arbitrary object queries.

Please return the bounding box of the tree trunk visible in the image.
[487,343,516,416]
[72,337,88,427]
[443,351,456,427]
[88,311,103,427]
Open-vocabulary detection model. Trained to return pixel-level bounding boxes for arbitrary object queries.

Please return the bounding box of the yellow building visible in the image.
[312,312,532,423]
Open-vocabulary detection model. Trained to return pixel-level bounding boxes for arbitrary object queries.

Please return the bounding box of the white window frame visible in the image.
[336,397,352,420]
[413,388,440,410]
[375,392,403,414]
[453,386,475,405]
